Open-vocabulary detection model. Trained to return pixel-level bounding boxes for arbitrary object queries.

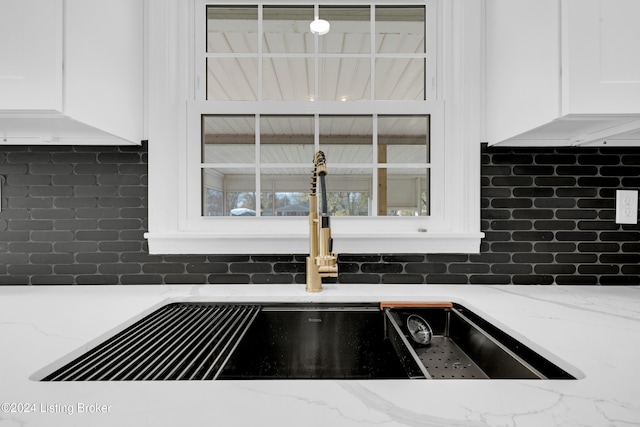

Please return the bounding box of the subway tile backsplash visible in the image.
[0,143,638,285]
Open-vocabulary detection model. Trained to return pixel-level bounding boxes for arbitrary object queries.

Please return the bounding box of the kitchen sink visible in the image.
[39,302,575,381]
[217,305,407,379]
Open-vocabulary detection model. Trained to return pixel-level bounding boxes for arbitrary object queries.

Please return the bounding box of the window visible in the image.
[146,1,484,254]
[199,3,431,222]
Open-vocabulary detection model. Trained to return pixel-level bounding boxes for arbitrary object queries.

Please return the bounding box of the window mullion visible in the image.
[372,113,378,217]
[426,0,438,100]
[313,4,319,102]
[370,5,375,101]
[258,5,263,102]
[254,4,264,217]
[196,0,206,101]
[314,114,319,152]
[255,114,261,216]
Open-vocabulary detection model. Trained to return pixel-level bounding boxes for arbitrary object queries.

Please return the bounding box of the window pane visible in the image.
[375,6,425,54]
[263,6,314,54]
[327,169,372,216]
[320,116,372,163]
[202,115,255,163]
[207,6,258,53]
[375,58,424,100]
[207,58,258,100]
[378,115,429,163]
[260,168,311,216]
[319,58,370,101]
[378,168,429,216]
[318,6,370,54]
[260,116,314,163]
[202,168,256,217]
[263,58,314,101]
[328,191,371,216]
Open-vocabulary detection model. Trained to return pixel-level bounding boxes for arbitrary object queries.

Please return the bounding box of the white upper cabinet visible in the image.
[486,0,640,147]
[0,0,144,145]
[0,0,63,111]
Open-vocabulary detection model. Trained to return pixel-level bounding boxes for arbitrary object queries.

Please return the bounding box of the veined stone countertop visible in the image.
[1,284,639,426]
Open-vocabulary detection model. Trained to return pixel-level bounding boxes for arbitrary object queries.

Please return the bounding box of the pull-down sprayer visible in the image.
[306,151,338,292]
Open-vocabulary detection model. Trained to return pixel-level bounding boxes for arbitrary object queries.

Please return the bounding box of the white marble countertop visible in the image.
[1,284,640,427]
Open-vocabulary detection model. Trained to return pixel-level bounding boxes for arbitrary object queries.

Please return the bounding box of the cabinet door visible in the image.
[65,0,144,144]
[0,0,63,111]
[485,0,560,144]
[563,0,640,115]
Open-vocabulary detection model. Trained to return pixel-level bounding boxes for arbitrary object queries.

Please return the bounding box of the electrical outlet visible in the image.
[615,190,638,224]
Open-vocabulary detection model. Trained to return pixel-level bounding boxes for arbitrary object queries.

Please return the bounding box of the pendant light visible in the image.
[310,14,330,35]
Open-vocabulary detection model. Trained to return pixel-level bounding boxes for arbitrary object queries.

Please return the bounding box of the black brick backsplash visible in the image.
[1,142,639,285]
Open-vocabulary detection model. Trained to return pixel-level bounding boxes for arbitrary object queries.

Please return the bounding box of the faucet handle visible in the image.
[317,256,338,278]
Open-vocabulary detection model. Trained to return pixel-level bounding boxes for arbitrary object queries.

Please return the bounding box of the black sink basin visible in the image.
[383,304,574,379]
[218,305,407,379]
[39,302,575,381]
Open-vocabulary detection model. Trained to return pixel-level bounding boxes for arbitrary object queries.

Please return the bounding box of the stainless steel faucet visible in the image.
[306,151,338,292]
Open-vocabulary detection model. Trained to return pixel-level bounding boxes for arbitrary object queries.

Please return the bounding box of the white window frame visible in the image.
[145,0,484,254]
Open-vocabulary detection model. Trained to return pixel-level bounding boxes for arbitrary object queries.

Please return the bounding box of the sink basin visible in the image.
[39,302,575,381]
[217,305,407,379]
[383,303,574,379]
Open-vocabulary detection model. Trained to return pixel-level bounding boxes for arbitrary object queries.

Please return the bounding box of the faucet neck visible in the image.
[306,151,338,292]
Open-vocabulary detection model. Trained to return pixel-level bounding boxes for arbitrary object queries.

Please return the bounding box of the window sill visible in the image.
[144,231,484,255]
